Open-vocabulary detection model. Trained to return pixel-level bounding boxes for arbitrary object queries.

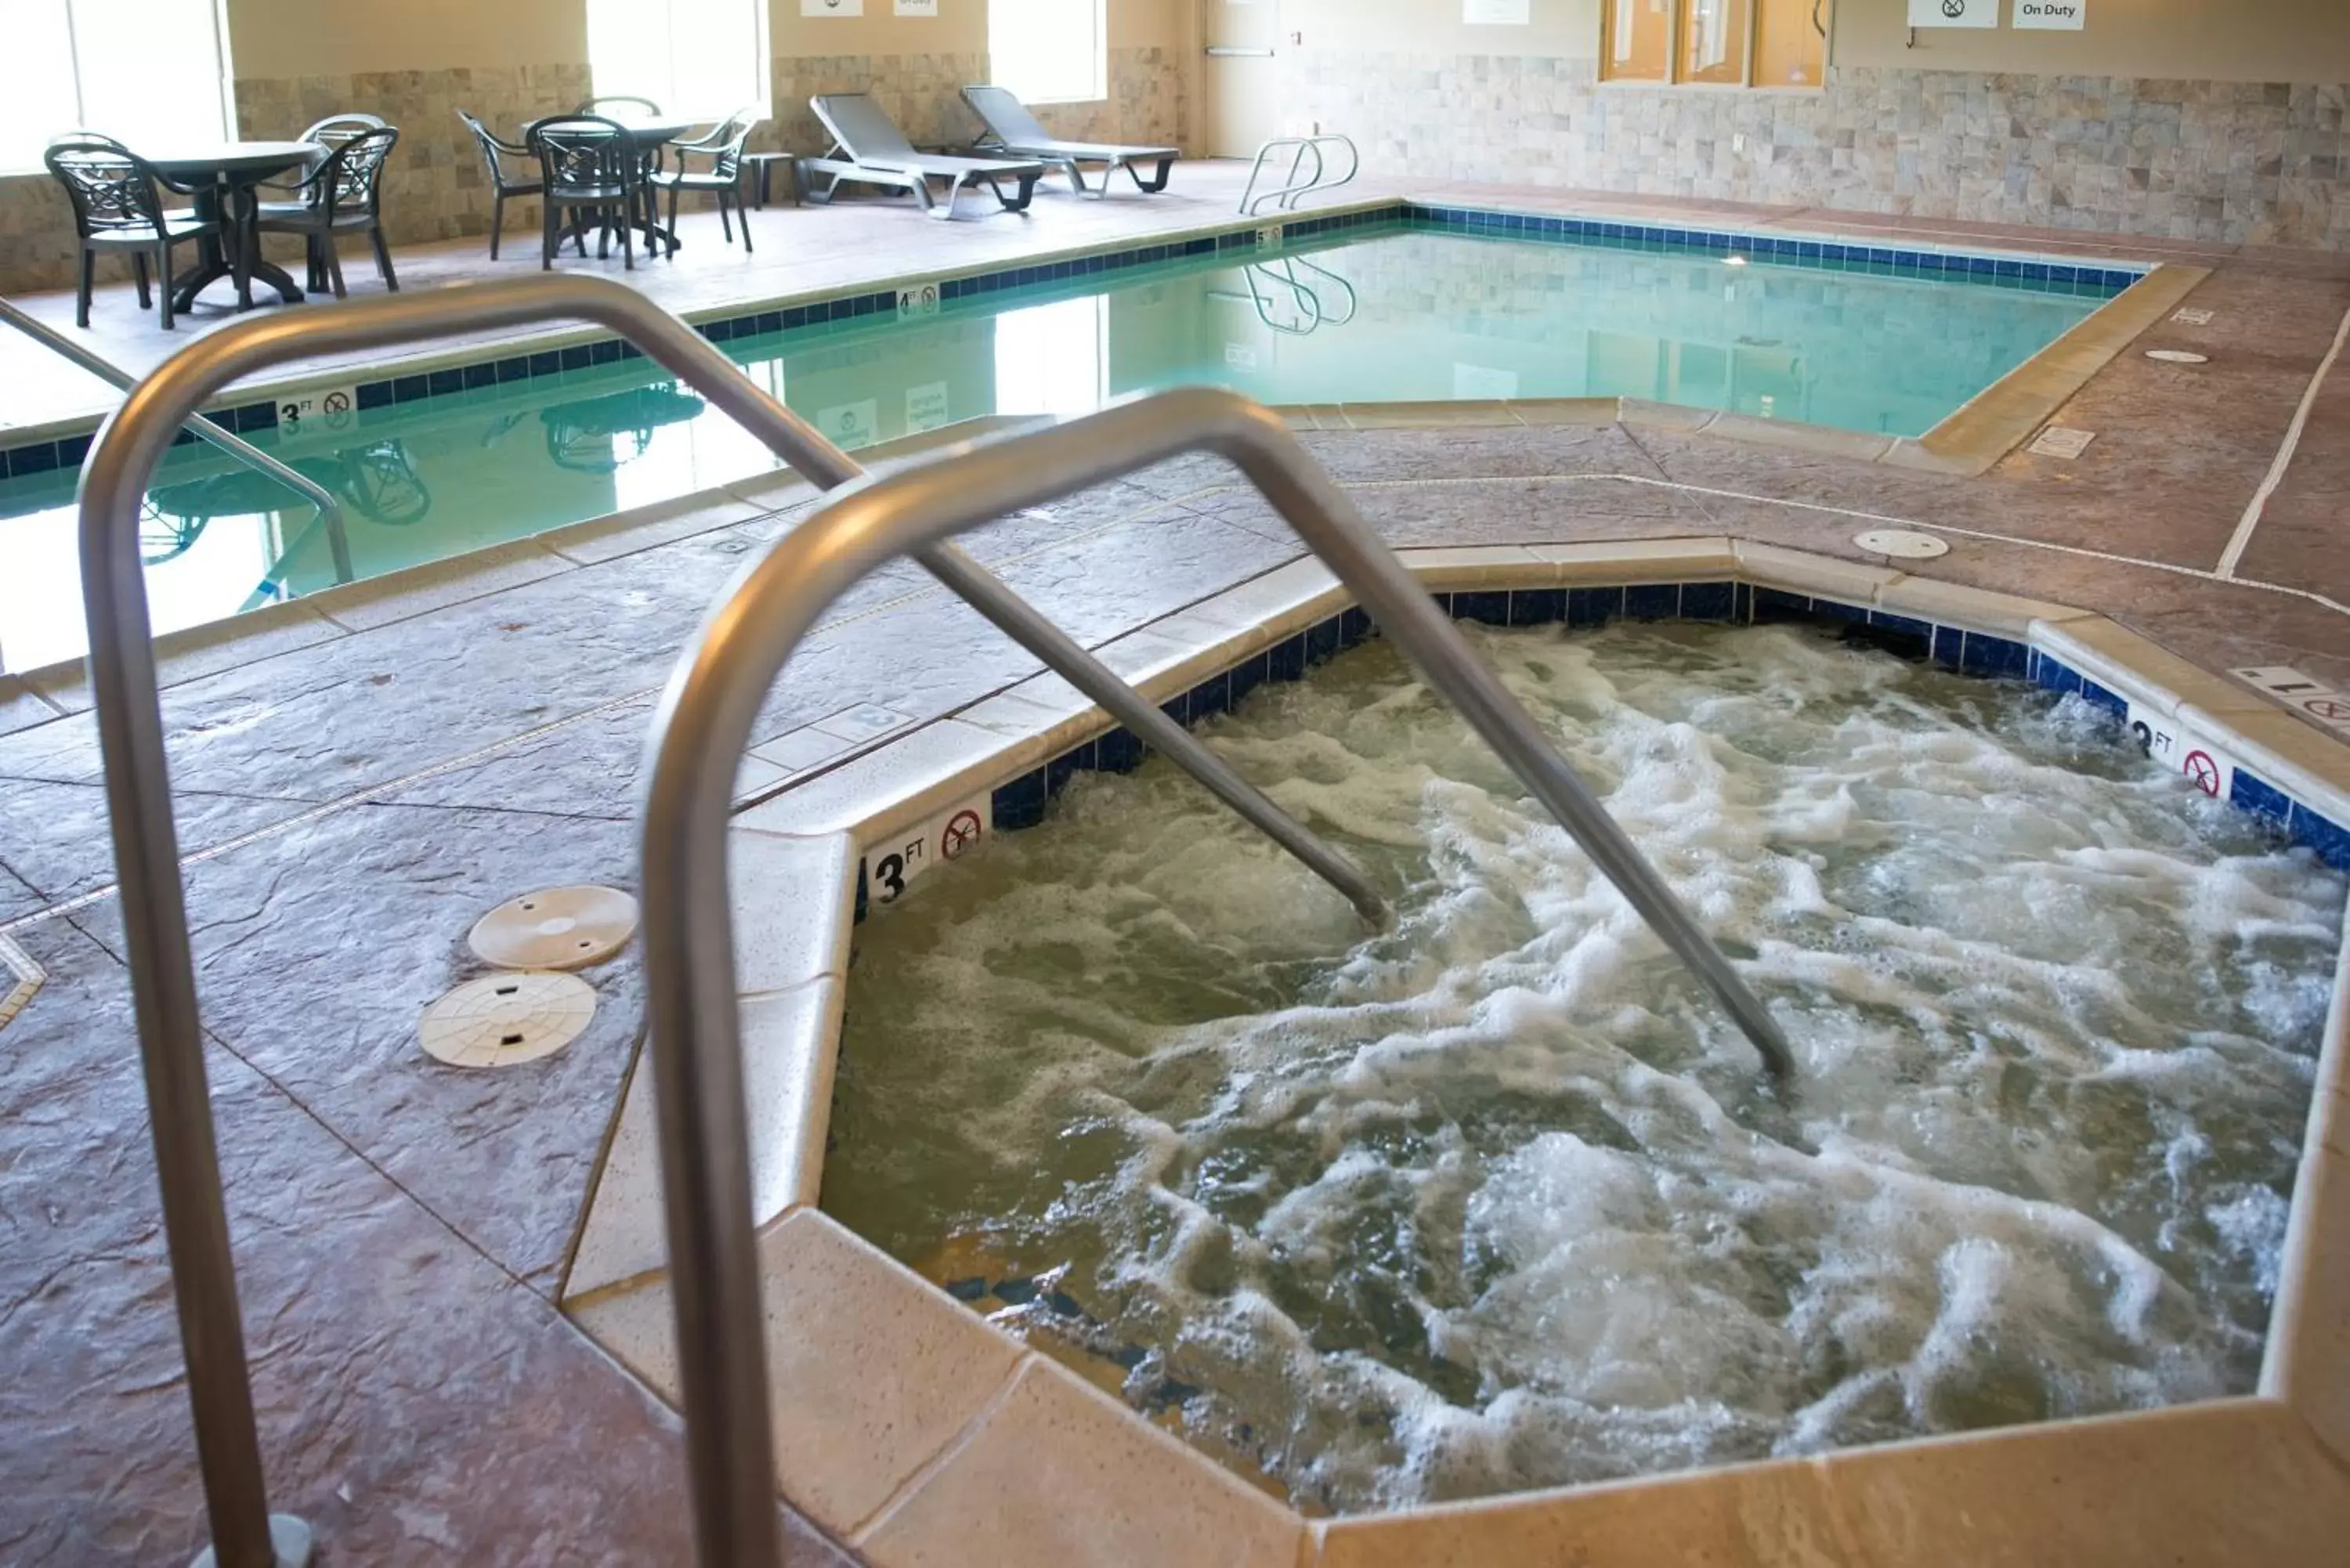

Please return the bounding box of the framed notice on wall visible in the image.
[802,0,863,15]
[2014,0,2084,27]
[1464,0,1531,23]
[1907,0,1997,26]
[895,0,938,13]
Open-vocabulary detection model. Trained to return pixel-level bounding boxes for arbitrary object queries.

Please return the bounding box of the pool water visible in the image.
[0,223,2113,671]
[821,622,2344,1516]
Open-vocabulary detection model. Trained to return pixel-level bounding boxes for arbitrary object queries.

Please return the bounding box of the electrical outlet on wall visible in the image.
[1733,132,1746,154]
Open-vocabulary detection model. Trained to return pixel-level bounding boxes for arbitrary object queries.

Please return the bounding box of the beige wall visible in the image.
[228,0,588,77]
[1282,0,1596,58]
[1279,0,2350,85]
[1838,0,2350,83]
[771,0,1182,60]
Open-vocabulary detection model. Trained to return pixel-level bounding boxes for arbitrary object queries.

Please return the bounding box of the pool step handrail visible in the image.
[0,296,353,643]
[1239,132,1359,218]
[638,385,1795,1568]
[68,276,1386,1568]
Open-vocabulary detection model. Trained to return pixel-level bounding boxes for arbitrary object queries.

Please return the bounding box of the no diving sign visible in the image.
[1909,0,1996,27]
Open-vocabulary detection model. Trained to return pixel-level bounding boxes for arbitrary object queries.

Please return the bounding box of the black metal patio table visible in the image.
[143,139,324,313]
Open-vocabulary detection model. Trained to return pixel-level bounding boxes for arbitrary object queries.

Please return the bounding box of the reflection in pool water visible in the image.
[0,224,2113,670]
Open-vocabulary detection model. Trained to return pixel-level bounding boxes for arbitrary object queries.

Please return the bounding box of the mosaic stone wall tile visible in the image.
[1282,55,2350,250]
[754,46,1184,158]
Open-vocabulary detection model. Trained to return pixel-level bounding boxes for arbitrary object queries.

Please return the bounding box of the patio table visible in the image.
[143,140,324,313]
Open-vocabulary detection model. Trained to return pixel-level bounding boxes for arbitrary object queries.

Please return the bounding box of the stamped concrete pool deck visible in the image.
[2,179,2349,1563]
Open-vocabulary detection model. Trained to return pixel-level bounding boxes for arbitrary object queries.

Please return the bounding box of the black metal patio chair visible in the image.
[43,133,210,329]
[578,95,662,117]
[526,115,646,271]
[252,125,401,297]
[457,110,544,260]
[645,107,762,253]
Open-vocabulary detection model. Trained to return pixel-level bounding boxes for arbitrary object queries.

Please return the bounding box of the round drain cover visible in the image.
[468,885,638,970]
[2145,349,2210,364]
[1853,528,1950,560]
[420,971,596,1068]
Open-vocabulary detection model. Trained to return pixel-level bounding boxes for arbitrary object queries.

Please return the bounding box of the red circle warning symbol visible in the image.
[2301,698,2350,722]
[940,810,984,860]
[2183,750,2222,797]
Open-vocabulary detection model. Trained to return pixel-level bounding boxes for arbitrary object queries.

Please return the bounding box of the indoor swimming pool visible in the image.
[819,620,2345,1516]
[0,217,2130,672]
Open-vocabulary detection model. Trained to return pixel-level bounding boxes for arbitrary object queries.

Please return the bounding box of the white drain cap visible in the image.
[420,971,596,1068]
[1853,528,1950,560]
[2145,349,2210,364]
[468,884,638,970]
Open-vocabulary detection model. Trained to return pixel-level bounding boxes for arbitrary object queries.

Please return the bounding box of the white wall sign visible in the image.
[815,399,880,449]
[802,0,863,16]
[2014,0,2084,27]
[1907,0,1998,27]
[1464,0,1531,23]
[906,381,951,433]
[895,0,937,13]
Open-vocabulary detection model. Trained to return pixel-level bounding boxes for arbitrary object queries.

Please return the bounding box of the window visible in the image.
[586,0,768,121]
[989,0,1107,107]
[1603,0,1827,89]
[0,0,234,175]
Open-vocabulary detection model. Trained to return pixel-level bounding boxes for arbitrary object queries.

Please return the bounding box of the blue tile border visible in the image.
[892,580,2345,925]
[0,197,2149,484]
[1403,204,2145,299]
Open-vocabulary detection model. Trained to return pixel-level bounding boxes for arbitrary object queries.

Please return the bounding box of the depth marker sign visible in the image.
[2234,667,2350,740]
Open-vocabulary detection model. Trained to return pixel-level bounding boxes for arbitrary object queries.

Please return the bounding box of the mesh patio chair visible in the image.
[645,107,762,253]
[253,125,401,297]
[458,110,544,260]
[526,114,646,271]
[43,133,209,329]
[298,112,389,150]
[578,95,662,117]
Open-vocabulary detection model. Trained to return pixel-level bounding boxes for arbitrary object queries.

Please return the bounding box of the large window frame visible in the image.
[585,0,772,122]
[1602,0,1831,92]
[1,0,237,177]
[988,0,1109,107]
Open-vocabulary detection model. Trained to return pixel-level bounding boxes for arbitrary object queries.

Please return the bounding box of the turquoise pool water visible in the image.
[0,222,2114,671]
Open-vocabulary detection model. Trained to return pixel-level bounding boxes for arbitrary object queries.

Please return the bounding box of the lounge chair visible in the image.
[801,92,1044,221]
[960,85,1177,199]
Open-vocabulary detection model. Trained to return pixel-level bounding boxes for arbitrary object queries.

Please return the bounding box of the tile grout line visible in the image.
[2216,296,2350,581]
[846,1351,1036,1546]
[0,486,1233,939]
[0,932,45,1033]
[5,464,2339,941]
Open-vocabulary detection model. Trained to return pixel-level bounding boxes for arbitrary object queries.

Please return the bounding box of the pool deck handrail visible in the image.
[70,276,1386,1568]
[638,385,1796,1568]
[1239,132,1359,218]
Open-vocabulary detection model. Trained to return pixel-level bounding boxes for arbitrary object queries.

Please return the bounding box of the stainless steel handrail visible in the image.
[0,297,352,612]
[638,385,1796,1568]
[1239,132,1359,218]
[70,276,1386,1568]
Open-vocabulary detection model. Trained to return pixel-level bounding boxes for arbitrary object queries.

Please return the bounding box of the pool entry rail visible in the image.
[68,273,1386,1568]
[0,296,353,614]
[1239,132,1360,217]
[640,386,1797,1566]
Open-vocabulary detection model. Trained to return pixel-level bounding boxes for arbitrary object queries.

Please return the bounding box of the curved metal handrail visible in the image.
[0,296,353,629]
[1239,132,1359,217]
[638,385,1795,1567]
[70,277,1384,1568]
